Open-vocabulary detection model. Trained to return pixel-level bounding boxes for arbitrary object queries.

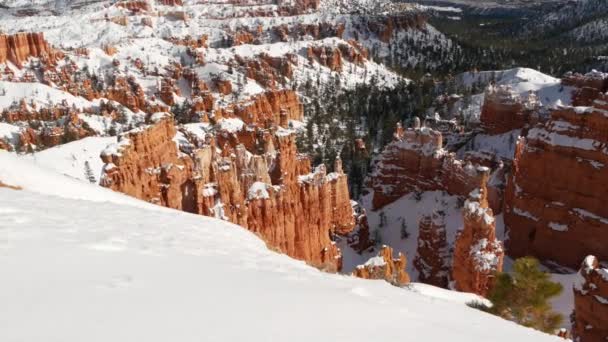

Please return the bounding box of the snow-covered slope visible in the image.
[0,156,564,341]
[458,67,574,110]
[22,136,115,184]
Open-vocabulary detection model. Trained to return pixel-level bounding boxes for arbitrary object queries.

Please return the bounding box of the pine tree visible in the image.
[400,219,409,239]
[486,257,563,334]
[84,161,96,184]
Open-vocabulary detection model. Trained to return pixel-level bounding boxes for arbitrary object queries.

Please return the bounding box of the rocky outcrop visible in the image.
[480,85,540,135]
[115,0,151,12]
[101,112,357,271]
[307,45,342,72]
[367,14,427,43]
[563,71,608,107]
[504,99,608,268]
[157,0,182,5]
[235,53,295,89]
[573,255,608,342]
[368,124,497,211]
[217,89,303,127]
[452,183,504,297]
[0,32,55,68]
[414,211,450,288]
[353,245,410,286]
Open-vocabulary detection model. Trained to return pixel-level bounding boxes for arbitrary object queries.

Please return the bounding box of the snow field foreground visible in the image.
[0,153,565,342]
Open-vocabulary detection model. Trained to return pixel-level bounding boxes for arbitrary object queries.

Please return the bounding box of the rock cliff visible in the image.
[101,100,355,271]
[504,99,608,268]
[0,32,55,68]
[573,255,608,342]
[480,84,540,135]
[368,124,498,212]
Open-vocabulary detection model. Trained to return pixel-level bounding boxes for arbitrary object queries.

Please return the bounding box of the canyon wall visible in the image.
[0,32,55,68]
[368,124,500,212]
[480,85,540,135]
[573,255,608,342]
[100,95,356,271]
[504,98,608,268]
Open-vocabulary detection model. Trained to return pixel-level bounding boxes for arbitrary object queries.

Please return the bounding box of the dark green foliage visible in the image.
[297,74,439,198]
[486,257,563,334]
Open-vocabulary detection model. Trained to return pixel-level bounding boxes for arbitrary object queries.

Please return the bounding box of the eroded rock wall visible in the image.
[504,100,608,268]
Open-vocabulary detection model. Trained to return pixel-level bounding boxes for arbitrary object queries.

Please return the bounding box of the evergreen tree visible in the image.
[486,257,563,334]
[400,219,409,239]
[84,161,96,184]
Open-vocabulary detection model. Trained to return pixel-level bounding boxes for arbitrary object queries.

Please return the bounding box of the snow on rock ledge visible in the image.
[573,255,608,342]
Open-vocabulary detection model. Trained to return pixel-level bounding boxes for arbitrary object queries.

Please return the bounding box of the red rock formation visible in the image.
[101,117,197,211]
[414,211,450,288]
[104,76,147,112]
[217,89,303,127]
[452,183,504,297]
[157,0,182,5]
[101,113,357,271]
[0,32,55,68]
[563,71,608,106]
[504,100,608,268]
[237,53,295,89]
[307,46,342,72]
[102,44,118,56]
[367,14,427,43]
[115,0,151,12]
[573,255,608,342]
[215,78,232,95]
[368,124,495,211]
[480,85,540,135]
[353,245,410,286]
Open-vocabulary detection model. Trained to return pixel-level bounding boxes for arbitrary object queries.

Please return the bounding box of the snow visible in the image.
[218,118,245,133]
[572,208,608,225]
[458,129,521,160]
[548,222,569,232]
[0,151,152,209]
[528,127,601,151]
[512,207,540,222]
[456,68,575,122]
[0,122,22,148]
[0,157,565,342]
[363,255,387,267]
[342,191,465,279]
[21,136,116,185]
[0,81,93,111]
[247,181,270,200]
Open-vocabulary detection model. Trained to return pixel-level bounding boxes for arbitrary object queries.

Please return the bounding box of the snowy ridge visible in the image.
[0,151,566,341]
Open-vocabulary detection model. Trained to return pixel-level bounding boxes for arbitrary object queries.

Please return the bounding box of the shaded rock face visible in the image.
[353,245,410,286]
[0,32,55,68]
[101,97,356,271]
[480,85,540,135]
[504,100,608,268]
[563,71,608,107]
[368,124,496,212]
[414,212,450,288]
[573,255,608,342]
[452,184,504,297]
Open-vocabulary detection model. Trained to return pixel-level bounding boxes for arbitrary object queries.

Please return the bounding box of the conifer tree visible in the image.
[486,257,563,334]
